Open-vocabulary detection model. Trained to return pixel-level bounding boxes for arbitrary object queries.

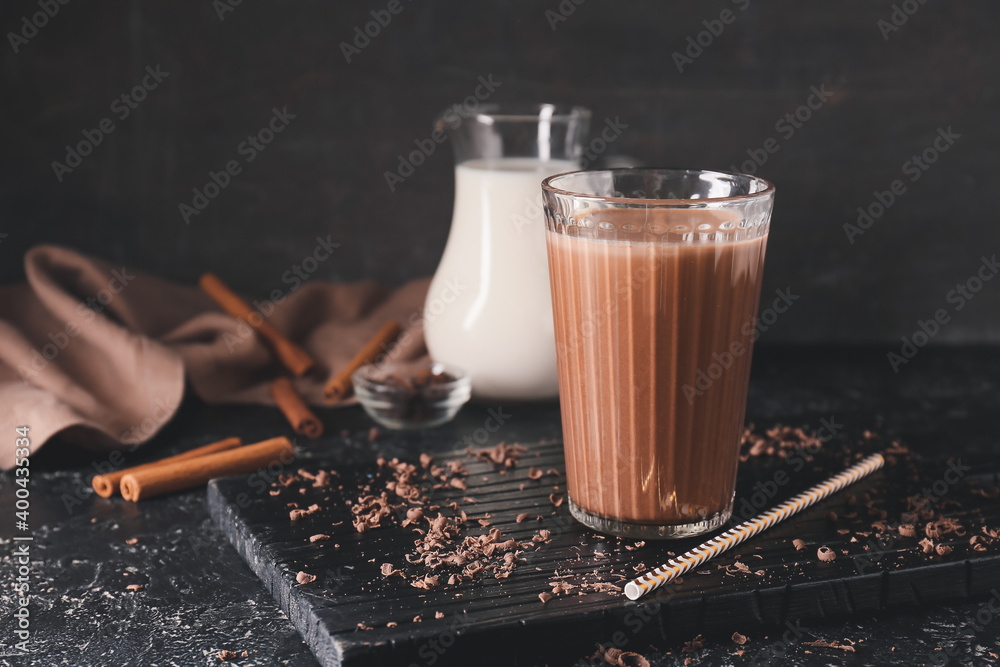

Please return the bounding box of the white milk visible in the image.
[424,157,577,400]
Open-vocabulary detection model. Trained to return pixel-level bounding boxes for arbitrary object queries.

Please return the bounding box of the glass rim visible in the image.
[541,167,776,206]
[462,103,592,123]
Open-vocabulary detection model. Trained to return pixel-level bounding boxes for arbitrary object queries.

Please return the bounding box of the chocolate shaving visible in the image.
[380,563,404,578]
[732,632,748,645]
[802,639,855,652]
[681,634,704,653]
[817,546,836,562]
[296,571,316,585]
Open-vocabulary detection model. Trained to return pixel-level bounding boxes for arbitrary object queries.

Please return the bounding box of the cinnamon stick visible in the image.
[91,437,243,498]
[120,436,294,501]
[199,272,316,377]
[270,377,324,439]
[323,320,403,403]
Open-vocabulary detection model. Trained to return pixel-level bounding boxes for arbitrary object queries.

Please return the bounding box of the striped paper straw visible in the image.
[623,453,885,601]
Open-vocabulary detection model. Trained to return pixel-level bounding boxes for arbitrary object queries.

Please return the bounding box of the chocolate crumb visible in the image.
[732,631,748,645]
[434,611,445,619]
[898,524,917,538]
[681,634,704,653]
[386,621,397,628]
[309,534,330,543]
[125,538,138,545]
[538,592,552,604]
[618,652,650,667]
[935,544,953,556]
[126,584,143,592]
[368,427,381,442]
[357,622,372,631]
[218,650,239,661]
[817,546,836,562]
[296,571,317,585]
[624,541,646,551]
[413,615,422,622]
[602,647,622,665]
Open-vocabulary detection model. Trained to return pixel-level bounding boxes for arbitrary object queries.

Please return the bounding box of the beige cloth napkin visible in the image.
[0,245,430,469]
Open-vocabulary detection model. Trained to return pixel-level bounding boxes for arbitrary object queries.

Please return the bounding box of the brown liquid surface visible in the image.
[547,209,767,525]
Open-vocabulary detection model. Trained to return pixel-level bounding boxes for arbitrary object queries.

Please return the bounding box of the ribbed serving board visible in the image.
[208,440,1000,667]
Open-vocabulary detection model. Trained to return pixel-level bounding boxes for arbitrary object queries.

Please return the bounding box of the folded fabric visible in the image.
[0,245,429,469]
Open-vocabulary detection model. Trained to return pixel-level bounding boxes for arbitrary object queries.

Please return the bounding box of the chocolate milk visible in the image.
[547,209,767,527]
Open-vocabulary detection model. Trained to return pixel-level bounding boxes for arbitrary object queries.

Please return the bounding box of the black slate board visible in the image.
[208,437,1000,667]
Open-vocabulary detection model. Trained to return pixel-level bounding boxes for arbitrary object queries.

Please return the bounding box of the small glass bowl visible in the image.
[352,361,471,430]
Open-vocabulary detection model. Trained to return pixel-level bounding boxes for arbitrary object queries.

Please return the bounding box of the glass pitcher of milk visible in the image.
[424,104,590,400]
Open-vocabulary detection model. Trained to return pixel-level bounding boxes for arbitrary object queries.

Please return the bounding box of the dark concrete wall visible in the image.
[2,0,997,343]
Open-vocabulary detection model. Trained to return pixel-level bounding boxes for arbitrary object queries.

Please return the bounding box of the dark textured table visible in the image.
[3,345,1000,666]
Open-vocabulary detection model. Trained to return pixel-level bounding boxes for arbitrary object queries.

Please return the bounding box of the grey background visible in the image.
[1,0,997,343]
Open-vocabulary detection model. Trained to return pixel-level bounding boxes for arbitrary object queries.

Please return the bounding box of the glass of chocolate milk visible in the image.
[541,168,775,538]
